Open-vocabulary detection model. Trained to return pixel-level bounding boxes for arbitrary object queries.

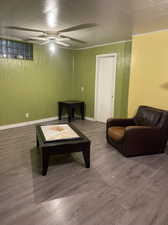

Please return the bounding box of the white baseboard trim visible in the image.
[0,116,58,130]
[75,115,94,121]
[85,117,95,121]
[0,116,95,130]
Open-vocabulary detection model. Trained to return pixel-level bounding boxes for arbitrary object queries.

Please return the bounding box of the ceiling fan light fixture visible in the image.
[49,42,56,53]
[48,36,56,40]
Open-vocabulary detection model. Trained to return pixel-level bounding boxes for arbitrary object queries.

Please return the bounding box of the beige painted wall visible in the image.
[128,30,168,116]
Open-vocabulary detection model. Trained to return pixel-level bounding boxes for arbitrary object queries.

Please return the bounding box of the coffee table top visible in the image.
[36,123,90,147]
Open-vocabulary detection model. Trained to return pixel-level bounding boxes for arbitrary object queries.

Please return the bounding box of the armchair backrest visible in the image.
[135,106,168,129]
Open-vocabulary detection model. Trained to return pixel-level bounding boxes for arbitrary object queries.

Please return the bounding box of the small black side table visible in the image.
[58,101,85,122]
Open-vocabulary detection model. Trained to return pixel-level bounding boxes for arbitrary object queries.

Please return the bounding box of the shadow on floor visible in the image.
[30,147,85,175]
[30,147,103,203]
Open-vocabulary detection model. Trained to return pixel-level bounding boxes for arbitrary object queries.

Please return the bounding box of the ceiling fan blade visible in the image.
[29,36,47,41]
[60,35,86,43]
[23,38,49,45]
[58,23,97,33]
[0,35,23,41]
[5,26,44,33]
[55,40,70,47]
[23,38,38,43]
[37,34,48,38]
[40,40,50,45]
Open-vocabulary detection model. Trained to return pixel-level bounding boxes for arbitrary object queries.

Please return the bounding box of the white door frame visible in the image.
[94,53,117,121]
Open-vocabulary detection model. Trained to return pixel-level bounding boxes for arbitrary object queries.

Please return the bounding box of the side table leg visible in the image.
[80,103,85,120]
[82,149,90,168]
[68,107,72,122]
[41,149,49,176]
[36,135,39,147]
[58,103,63,120]
[72,107,75,119]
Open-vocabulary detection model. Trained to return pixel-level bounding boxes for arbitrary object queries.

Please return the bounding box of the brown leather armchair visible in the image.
[106,106,168,157]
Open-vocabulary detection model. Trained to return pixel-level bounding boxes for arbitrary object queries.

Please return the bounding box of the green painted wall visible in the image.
[72,41,132,118]
[0,44,73,125]
[0,41,132,126]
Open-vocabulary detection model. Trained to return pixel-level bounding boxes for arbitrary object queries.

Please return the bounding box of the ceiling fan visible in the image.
[5,23,97,47]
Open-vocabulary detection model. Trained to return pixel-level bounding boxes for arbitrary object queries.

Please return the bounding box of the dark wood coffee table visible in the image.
[36,123,91,175]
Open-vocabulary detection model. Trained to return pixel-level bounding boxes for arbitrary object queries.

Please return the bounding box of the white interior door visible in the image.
[95,55,116,123]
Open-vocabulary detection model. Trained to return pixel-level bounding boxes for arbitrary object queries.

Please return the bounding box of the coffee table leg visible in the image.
[82,149,90,168]
[42,149,49,176]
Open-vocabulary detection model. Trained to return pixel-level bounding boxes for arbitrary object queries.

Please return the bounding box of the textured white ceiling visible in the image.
[0,0,168,48]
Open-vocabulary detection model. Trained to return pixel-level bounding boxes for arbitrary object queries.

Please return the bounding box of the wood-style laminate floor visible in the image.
[0,120,168,225]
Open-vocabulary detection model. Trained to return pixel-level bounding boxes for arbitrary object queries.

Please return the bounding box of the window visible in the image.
[0,39,33,60]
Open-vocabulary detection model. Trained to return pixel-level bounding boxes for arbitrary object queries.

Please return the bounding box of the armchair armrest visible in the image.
[125,126,163,137]
[106,118,135,128]
[123,126,166,156]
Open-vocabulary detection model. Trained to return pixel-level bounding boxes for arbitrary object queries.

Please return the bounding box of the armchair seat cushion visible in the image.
[125,125,151,131]
[108,126,125,141]
[108,126,151,141]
